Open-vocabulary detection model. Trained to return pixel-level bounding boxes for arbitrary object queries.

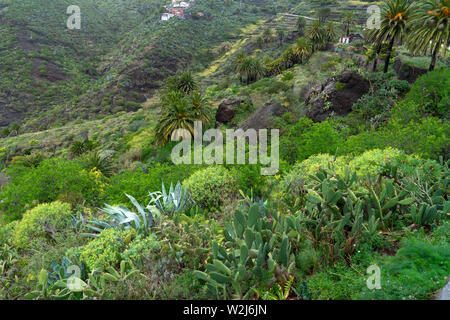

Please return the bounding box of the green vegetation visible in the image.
[0,0,448,301]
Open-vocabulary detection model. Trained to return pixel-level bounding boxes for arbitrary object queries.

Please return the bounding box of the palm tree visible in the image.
[293,37,312,64]
[10,122,20,136]
[262,28,274,43]
[236,56,265,85]
[233,52,247,82]
[317,7,332,23]
[375,0,413,73]
[177,71,198,94]
[276,28,286,47]
[343,12,355,37]
[296,16,307,35]
[156,93,195,144]
[325,22,337,43]
[407,0,450,71]
[256,35,264,48]
[307,20,326,52]
[367,24,390,72]
[163,71,198,95]
[280,46,296,68]
[190,90,211,123]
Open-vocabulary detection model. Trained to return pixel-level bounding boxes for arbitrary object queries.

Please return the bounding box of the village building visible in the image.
[161,0,191,21]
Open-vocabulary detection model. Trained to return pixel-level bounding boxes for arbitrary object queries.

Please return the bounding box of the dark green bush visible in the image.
[0,159,104,221]
[104,163,199,205]
[402,68,449,118]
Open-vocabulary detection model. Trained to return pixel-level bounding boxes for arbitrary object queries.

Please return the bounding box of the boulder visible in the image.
[393,57,428,83]
[240,103,287,131]
[215,98,244,124]
[305,70,370,122]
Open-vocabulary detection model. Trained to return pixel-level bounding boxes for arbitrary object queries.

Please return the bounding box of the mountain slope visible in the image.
[0,0,289,131]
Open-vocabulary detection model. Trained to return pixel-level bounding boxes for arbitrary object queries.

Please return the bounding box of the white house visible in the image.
[161,13,175,21]
[172,0,190,8]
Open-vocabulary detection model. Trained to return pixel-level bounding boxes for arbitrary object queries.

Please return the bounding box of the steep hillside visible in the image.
[0,0,163,129]
[0,0,295,132]
[0,0,449,303]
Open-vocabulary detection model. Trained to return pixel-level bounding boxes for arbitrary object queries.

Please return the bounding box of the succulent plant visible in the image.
[148,181,194,216]
[195,202,296,299]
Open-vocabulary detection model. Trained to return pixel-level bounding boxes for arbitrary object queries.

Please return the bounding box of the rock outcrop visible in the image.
[305,70,370,122]
[240,103,287,131]
[393,57,428,83]
[215,98,245,124]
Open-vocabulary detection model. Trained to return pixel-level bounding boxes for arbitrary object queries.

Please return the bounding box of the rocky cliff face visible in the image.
[215,98,245,125]
[0,98,26,128]
[240,102,287,131]
[305,70,370,122]
[393,57,428,83]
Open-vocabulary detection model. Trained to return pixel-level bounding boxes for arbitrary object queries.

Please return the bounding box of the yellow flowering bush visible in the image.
[88,167,108,194]
[281,154,348,192]
[184,166,237,210]
[79,228,136,271]
[347,148,416,177]
[13,201,72,250]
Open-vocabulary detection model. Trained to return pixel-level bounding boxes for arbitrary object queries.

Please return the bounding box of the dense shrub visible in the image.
[402,68,449,118]
[104,163,200,205]
[352,77,410,123]
[0,159,104,221]
[0,221,17,244]
[122,234,159,263]
[281,118,345,164]
[183,166,237,210]
[362,238,450,300]
[344,108,450,160]
[347,148,415,177]
[381,116,450,160]
[280,148,424,203]
[79,228,136,271]
[228,164,267,197]
[280,154,342,195]
[13,201,72,250]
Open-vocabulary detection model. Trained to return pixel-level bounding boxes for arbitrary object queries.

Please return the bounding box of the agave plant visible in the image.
[86,194,158,237]
[148,181,194,216]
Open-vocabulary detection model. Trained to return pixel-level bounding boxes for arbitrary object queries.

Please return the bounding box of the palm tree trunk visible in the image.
[372,42,382,72]
[346,24,350,37]
[383,37,395,74]
[429,45,438,71]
